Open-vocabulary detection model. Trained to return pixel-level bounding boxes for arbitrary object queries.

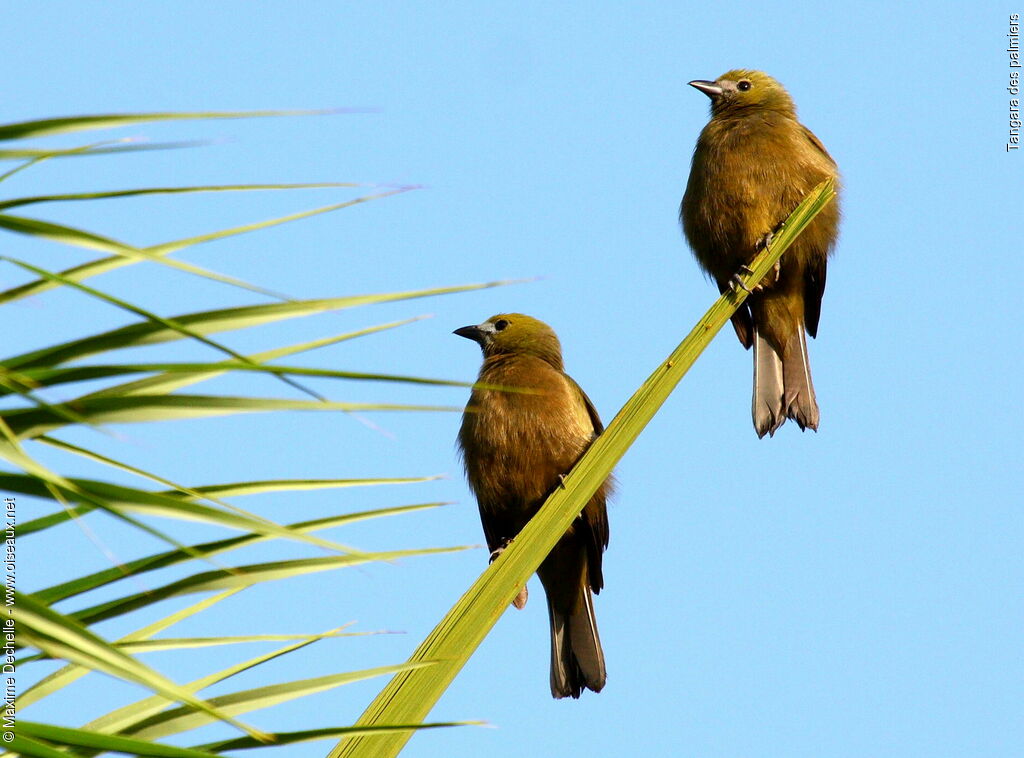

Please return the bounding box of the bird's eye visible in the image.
[737,80,752,91]
[494,319,509,331]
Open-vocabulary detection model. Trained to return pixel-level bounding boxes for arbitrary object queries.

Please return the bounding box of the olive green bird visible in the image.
[455,313,610,699]
[681,69,840,437]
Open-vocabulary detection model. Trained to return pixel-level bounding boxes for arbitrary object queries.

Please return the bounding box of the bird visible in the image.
[455,313,611,698]
[680,69,840,437]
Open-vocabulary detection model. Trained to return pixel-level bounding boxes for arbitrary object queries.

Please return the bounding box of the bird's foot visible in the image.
[757,230,775,250]
[557,473,567,490]
[489,540,529,609]
[512,585,529,609]
[751,259,782,293]
[488,538,513,563]
[730,271,752,294]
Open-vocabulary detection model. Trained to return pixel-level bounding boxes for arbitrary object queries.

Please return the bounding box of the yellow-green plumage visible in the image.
[681,69,841,437]
[455,313,610,699]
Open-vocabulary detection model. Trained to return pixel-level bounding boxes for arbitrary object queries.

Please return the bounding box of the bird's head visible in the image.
[689,69,796,117]
[454,313,563,368]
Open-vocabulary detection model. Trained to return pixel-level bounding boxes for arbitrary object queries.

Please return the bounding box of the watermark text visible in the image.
[2,497,14,743]
[1009,14,1021,151]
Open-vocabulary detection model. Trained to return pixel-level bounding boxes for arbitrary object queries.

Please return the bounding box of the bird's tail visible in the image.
[782,323,819,432]
[547,585,606,699]
[753,327,785,437]
[752,322,819,438]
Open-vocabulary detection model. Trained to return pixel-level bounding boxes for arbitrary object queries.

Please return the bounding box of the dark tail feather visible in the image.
[547,588,606,699]
[781,322,819,431]
[752,327,785,438]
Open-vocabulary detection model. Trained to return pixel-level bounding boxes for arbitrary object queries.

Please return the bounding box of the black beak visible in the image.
[689,79,723,99]
[454,325,486,344]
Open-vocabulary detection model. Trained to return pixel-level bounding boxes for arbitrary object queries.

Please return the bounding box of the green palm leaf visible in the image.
[81,632,397,740]
[16,590,243,708]
[78,316,428,399]
[0,109,347,141]
[14,593,268,740]
[0,182,363,211]
[0,140,208,161]
[3,104,525,755]
[0,473,365,556]
[5,395,459,440]
[71,546,472,627]
[31,503,444,603]
[3,361,470,396]
[0,187,417,305]
[194,722,484,752]
[2,282,512,370]
[14,723,223,758]
[127,664,433,742]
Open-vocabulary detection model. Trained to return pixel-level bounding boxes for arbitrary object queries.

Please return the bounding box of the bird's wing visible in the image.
[801,124,837,167]
[476,509,504,555]
[564,373,610,584]
[799,124,834,338]
[566,375,604,436]
[804,258,827,338]
[718,281,755,349]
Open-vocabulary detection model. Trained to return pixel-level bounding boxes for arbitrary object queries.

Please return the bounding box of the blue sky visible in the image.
[8,2,1020,757]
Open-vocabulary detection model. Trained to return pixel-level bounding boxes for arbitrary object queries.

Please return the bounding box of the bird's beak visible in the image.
[689,80,723,99]
[454,325,487,345]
